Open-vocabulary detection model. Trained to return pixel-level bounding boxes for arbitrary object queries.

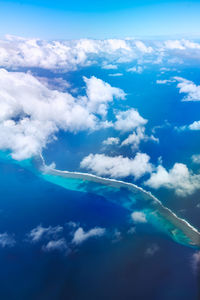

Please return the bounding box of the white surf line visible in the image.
[39,158,200,247]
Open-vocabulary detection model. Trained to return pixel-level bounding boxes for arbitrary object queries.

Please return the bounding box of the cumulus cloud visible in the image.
[72,227,105,245]
[28,225,63,243]
[191,154,200,164]
[174,77,200,101]
[176,120,200,131]
[188,121,200,130]
[28,225,69,253]
[121,127,158,150]
[131,211,147,223]
[42,238,68,252]
[27,222,106,252]
[0,233,16,248]
[145,163,200,196]
[80,152,153,179]
[102,137,120,146]
[83,76,126,117]
[0,69,126,160]
[114,109,147,132]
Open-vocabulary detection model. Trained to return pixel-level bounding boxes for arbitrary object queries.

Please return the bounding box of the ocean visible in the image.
[0,151,199,299]
[1,59,200,299]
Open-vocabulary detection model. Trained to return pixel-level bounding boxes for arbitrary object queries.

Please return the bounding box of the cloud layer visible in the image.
[1,36,200,72]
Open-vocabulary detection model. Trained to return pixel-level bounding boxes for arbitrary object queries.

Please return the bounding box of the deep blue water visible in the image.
[0,156,199,300]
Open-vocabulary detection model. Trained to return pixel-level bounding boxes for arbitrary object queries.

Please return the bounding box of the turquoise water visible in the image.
[40,168,200,249]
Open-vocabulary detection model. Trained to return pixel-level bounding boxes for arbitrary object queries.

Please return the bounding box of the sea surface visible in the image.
[0,151,199,300]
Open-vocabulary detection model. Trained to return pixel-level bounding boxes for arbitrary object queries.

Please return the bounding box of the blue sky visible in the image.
[0,0,200,39]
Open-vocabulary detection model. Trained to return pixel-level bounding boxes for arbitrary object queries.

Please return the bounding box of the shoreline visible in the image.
[42,165,200,248]
[0,151,199,248]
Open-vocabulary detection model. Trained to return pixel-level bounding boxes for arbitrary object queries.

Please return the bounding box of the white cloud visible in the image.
[121,127,158,150]
[28,225,63,243]
[0,233,16,248]
[167,57,183,65]
[102,137,120,146]
[66,221,79,229]
[164,40,185,50]
[0,119,57,161]
[131,211,147,223]
[105,39,131,51]
[0,36,138,71]
[188,121,200,130]
[102,63,118,70]
[160,67,171,72]
[108,73,123,77]
[176,120,200,131]
[127,66,143,74]
[0,69,126,160]
[114,109,147,132]
[42,238,68,252]
[80,152,153,179]
[1,36,200,73]
[164,39,200,50]
[156,79,175,84]
[135,41,153,53]
[37,76,71,92]
[72,227,105,245]
[191,154,200,164]
[174,77,200,101]
[83,76,126,117]
[182,40,200,49]
[145,163,200,197]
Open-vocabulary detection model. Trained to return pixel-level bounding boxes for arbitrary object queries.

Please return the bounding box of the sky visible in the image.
[0,0,200,39]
